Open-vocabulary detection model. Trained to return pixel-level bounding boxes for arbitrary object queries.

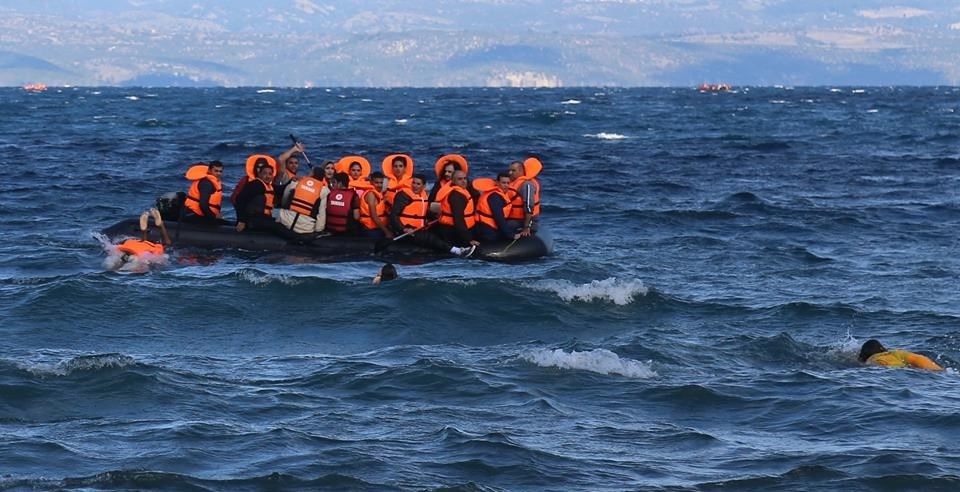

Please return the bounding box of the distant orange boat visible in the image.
[698,83,731,92]
[23,83,48,91]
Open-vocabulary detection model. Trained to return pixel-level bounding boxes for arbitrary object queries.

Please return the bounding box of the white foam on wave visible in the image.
[584,132,628,140]
[394,118,408,124]
[560,99,581,105]
[94,233,168,273]
[521,348,656,378]
[125,96,139,101]
[256,89,275,94]
[24,353,138,378]
[530,278,648,305]
[238,269,304,286]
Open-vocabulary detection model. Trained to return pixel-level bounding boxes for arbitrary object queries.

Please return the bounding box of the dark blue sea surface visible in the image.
[1,86,959,490]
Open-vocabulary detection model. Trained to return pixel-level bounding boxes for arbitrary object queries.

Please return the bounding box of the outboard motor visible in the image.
[156,192,185,221]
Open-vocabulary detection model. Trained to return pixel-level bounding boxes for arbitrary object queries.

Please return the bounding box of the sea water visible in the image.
[0,86,958,490]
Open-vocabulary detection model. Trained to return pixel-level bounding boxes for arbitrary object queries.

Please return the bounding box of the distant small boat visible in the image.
[697,83,731,92]
[23,83,48,92]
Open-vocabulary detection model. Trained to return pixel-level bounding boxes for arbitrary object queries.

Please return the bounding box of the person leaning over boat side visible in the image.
[117,208,171,257]
[325,172,361,235]
[474,172,514,242]
[358,171,393,239]
[110,208,171,271]
[505,158,542,238]
[434,170,478,254]
[858,339,944,371]
[182,160,225,225]
[277,166,330,235]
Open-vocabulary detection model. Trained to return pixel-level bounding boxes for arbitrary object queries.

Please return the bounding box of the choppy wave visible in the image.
[520,348,656,378]
[584,132,628,140]
[528,277,648,305]
[2,86,959,491]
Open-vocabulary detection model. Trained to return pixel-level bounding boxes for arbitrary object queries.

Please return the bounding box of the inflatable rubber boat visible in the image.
[100,218,553,264]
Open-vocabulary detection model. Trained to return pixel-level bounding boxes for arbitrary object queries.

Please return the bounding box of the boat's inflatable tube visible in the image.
[101,219,553,264]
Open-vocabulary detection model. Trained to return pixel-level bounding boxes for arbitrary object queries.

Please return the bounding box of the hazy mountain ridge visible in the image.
[2,2,960,86]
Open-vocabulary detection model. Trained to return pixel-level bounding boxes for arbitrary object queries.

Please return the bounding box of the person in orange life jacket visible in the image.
[382,154,413,208]
[858,339,944,371]
[230,154,278,210]
[277,166,330,235]
[336,156,374,192]
[115,208,171,264]
[320,160,336,188]
[358,171,393,239]
[428,155,469,217]
[386,173,476,257]
[182,160,226,225]
[274,143,303,204]
[389,173,429,236]
[325,172,362,235]
[435,170,479,251]
[235,159,282,233]
[505,158,542,238]
[474,172,514,242]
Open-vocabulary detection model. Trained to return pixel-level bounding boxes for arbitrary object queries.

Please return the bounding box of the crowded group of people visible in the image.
[178,140,543,258]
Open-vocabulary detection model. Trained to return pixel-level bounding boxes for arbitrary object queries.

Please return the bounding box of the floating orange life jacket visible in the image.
[117,239,164,256]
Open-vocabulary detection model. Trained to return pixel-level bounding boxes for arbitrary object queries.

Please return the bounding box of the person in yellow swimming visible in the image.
[858,339,943,371]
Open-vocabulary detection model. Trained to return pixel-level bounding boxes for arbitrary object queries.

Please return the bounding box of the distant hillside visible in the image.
[2,2,959,86]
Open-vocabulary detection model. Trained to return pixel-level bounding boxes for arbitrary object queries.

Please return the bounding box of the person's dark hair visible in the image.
[209,160,224,169]
[369,171,385,180]
[412,173,427,183]
[497,172,510,181]
[858,339,887,363]
[311,167,325,179]
[333,172,349,187]
[380,263,397,281]
[255,157,270,170]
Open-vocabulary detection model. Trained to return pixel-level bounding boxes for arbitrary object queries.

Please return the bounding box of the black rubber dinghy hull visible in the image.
[101,219,553,263]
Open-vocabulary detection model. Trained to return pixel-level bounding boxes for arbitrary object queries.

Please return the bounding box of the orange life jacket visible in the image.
[288,178,324,216]
[259,179,275,217]
[382,153,414,207]
[506,176,540,220]
[476,188,512,229]
[358,189,388,230]
[184,175,222,217]
[396,188,428,228]
[117,239,164,256]
[438,185,476,229]
[326,188,356,233]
